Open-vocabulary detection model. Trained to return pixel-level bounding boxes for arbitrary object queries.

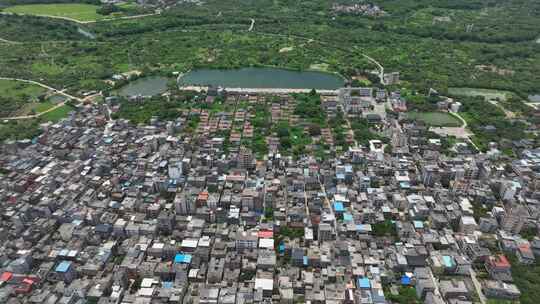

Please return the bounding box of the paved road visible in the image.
[338,104,359,147]
[526,102,540,110]
[178,85,340,95]
[450,112,467,128]
[353,46,385,84]
[451,112,482,152]
[470,268,487,304]
[317,175,338,239]
[248,18,255,31]
[430,112,482,152]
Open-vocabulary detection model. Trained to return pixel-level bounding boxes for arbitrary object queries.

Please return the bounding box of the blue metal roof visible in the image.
[399,181,411,189]
[442,255,455,268]
[401,275,411,285]
[356,224,371,232]
[358,277,371,289]
[56,261,71,273]
[95,224,111,233]
[174,254,192,264]
[334,202,344,212]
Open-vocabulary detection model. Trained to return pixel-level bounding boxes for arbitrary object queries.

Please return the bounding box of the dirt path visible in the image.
[431,112,482,152]
[242,30,386,85]
[450,112,467,128]
[0,11,160,25]
[0,37,21,44]
[0,77,83,101]
[0,77,99,120]
[487,99,515,118]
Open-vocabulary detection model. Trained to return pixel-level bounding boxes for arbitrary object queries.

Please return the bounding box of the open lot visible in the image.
[3,4,103,22]
[407,111,462,127]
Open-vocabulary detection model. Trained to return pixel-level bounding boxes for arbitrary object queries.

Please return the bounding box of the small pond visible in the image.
[118,76,169,97]
[528,95,540,103]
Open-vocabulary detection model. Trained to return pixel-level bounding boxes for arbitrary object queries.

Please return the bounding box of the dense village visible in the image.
[1,85,540,304]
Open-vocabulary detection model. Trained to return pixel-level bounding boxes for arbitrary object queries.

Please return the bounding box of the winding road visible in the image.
[247,31,386,85]
[1,12,386,84]
[449,112,482,153]
[354,46,385,84]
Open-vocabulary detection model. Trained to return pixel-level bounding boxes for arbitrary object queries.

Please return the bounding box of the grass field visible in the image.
[0,79,45,100]
[407,111,462,127]
[40,104,74,122]
[448,87,513,101]
[4,4,103,22]
[0,80,47,117]
[15,101,55,116]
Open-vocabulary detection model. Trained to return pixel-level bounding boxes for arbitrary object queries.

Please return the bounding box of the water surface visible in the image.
[529,95,540,102]
[118,76,169,97]
[179,67,344,89]
[48,94,67,103]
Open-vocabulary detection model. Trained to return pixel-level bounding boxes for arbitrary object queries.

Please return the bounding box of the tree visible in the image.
[280,137,292,150]
[277,125,290,138]
[96,4,120,16]
[308,124,321,136]
[372,220,397,237]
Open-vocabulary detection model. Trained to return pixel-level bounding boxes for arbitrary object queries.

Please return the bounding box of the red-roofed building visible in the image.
[517,243,536,265]
[0,272,13,283]
[258,230,273,239]
[14,278,36,294]
[196,191,209,207]
[486,255,510,270]
[485,254,512,280]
